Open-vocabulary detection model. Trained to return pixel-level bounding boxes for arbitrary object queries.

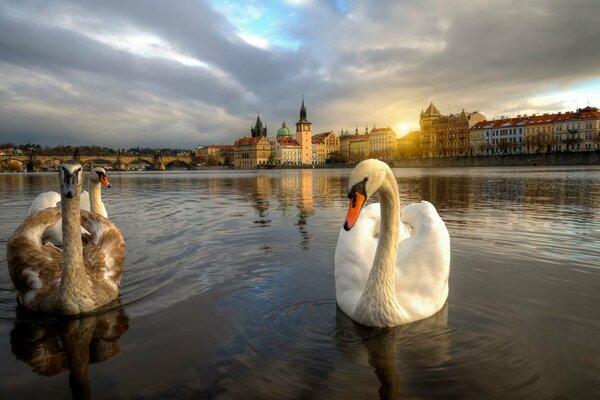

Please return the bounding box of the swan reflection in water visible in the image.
[335,302,449,400]
[10,307,129,400]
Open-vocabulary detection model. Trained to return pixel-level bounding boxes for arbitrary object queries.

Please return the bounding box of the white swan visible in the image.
[28,166,112,245]
[7,161,125,315]
[334,159,450,327]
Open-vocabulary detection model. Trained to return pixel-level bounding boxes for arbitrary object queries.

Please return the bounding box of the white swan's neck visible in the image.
[355,169,404,326]
[60,192,92,313]
[88,180,103,215]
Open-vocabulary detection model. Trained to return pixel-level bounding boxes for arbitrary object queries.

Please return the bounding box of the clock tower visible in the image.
[295,97,312,164]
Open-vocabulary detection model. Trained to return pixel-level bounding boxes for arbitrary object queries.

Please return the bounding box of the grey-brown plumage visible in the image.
[6,161,125,315]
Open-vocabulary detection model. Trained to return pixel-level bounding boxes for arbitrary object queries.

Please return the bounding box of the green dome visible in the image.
[276,121,292,137]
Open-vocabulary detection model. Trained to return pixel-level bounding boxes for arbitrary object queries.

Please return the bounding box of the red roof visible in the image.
[553,112,577,122]
[525,113,560,124]
[234,136,266,145]
[578,109,600,119]
[276,137,300,146]
[470,120,489,130]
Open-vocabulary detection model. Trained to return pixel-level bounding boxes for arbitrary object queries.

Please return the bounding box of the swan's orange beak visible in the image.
[344,192,366,231]
[100,175,112,188]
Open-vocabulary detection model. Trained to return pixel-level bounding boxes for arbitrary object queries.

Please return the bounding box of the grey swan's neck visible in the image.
[59,192,93,313]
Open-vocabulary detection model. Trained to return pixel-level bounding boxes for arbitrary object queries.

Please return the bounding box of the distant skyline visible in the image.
[1,0,599,148]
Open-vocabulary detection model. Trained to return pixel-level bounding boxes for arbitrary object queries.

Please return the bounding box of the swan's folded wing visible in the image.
[81,210,125,292]
[7,208,63,300]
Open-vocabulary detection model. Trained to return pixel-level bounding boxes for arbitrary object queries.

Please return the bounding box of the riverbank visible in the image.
[391,151,600,168]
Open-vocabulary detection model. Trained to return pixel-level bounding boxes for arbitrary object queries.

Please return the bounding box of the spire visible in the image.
[424,102,440,116]
[255,114,263,130]
[296,96,311,125]
[251,113,267,137]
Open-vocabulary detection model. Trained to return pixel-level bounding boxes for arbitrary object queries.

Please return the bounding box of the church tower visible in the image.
[251,114,267,138]
[295,97,312,164]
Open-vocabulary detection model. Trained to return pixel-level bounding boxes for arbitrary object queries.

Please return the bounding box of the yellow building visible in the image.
[311,131,340,164]
[524,113,557,154]
[553,107,600,152]
[469,121,486,156]
[233,136,271,169]
[369,127,397,159]
[577,106,600,151]
[348,134,370,162]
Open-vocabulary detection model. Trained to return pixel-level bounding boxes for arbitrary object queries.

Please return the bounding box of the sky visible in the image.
[1,0,599,148]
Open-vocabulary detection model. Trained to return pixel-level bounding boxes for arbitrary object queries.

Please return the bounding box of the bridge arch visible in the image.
[164,160,191,170]
[40,158,64,171]
[127,158,156,170]
[81,158,116,170]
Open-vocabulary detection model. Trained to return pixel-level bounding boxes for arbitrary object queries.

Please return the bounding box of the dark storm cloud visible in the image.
[0,0,599,147]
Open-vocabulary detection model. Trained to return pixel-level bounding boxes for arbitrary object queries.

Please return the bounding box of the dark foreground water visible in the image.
[0,166,599,399]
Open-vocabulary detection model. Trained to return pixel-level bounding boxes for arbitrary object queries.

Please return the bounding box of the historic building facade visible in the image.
[348,134,370,161]
[553,107,600,152]
[469,121,486,156]
[420,103,484,157]
[419,103,442,157]
[271,137,301,165]
[296,98,313,164]
[339,129,352,160]
[311,131,340,164]
[369,127,397,159]
[524,113,558,154]
[233,136,271,169]
[482,117,528,155]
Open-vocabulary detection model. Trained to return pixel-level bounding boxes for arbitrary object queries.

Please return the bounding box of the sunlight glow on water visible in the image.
[1,166,599,399]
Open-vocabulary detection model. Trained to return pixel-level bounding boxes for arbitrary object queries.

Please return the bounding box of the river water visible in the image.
[0,166,599,399]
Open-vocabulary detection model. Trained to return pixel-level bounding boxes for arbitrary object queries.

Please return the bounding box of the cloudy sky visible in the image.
[1,0,599,148]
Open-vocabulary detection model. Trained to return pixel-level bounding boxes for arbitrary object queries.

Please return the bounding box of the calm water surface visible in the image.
[1,166,599,399]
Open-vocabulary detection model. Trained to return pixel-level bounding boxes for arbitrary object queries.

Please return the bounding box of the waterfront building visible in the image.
[233,136,271,169]
[296,98,313,164]
[348,134,370,162]
[469,121,487,156]
[369,127,397,159]
[552,107,600,152]
[311,131,340,164]
[438,111,485,157]
[419,102,442,157]
[396,130,421,158]
[576,106,600,151]
[432,112,470,157]
[524,113,558,154]
[271,136,301,165]
[483,116,528,155]
[339,129,353,160]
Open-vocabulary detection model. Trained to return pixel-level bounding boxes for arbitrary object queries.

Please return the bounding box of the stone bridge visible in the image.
[0,154,196,171]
